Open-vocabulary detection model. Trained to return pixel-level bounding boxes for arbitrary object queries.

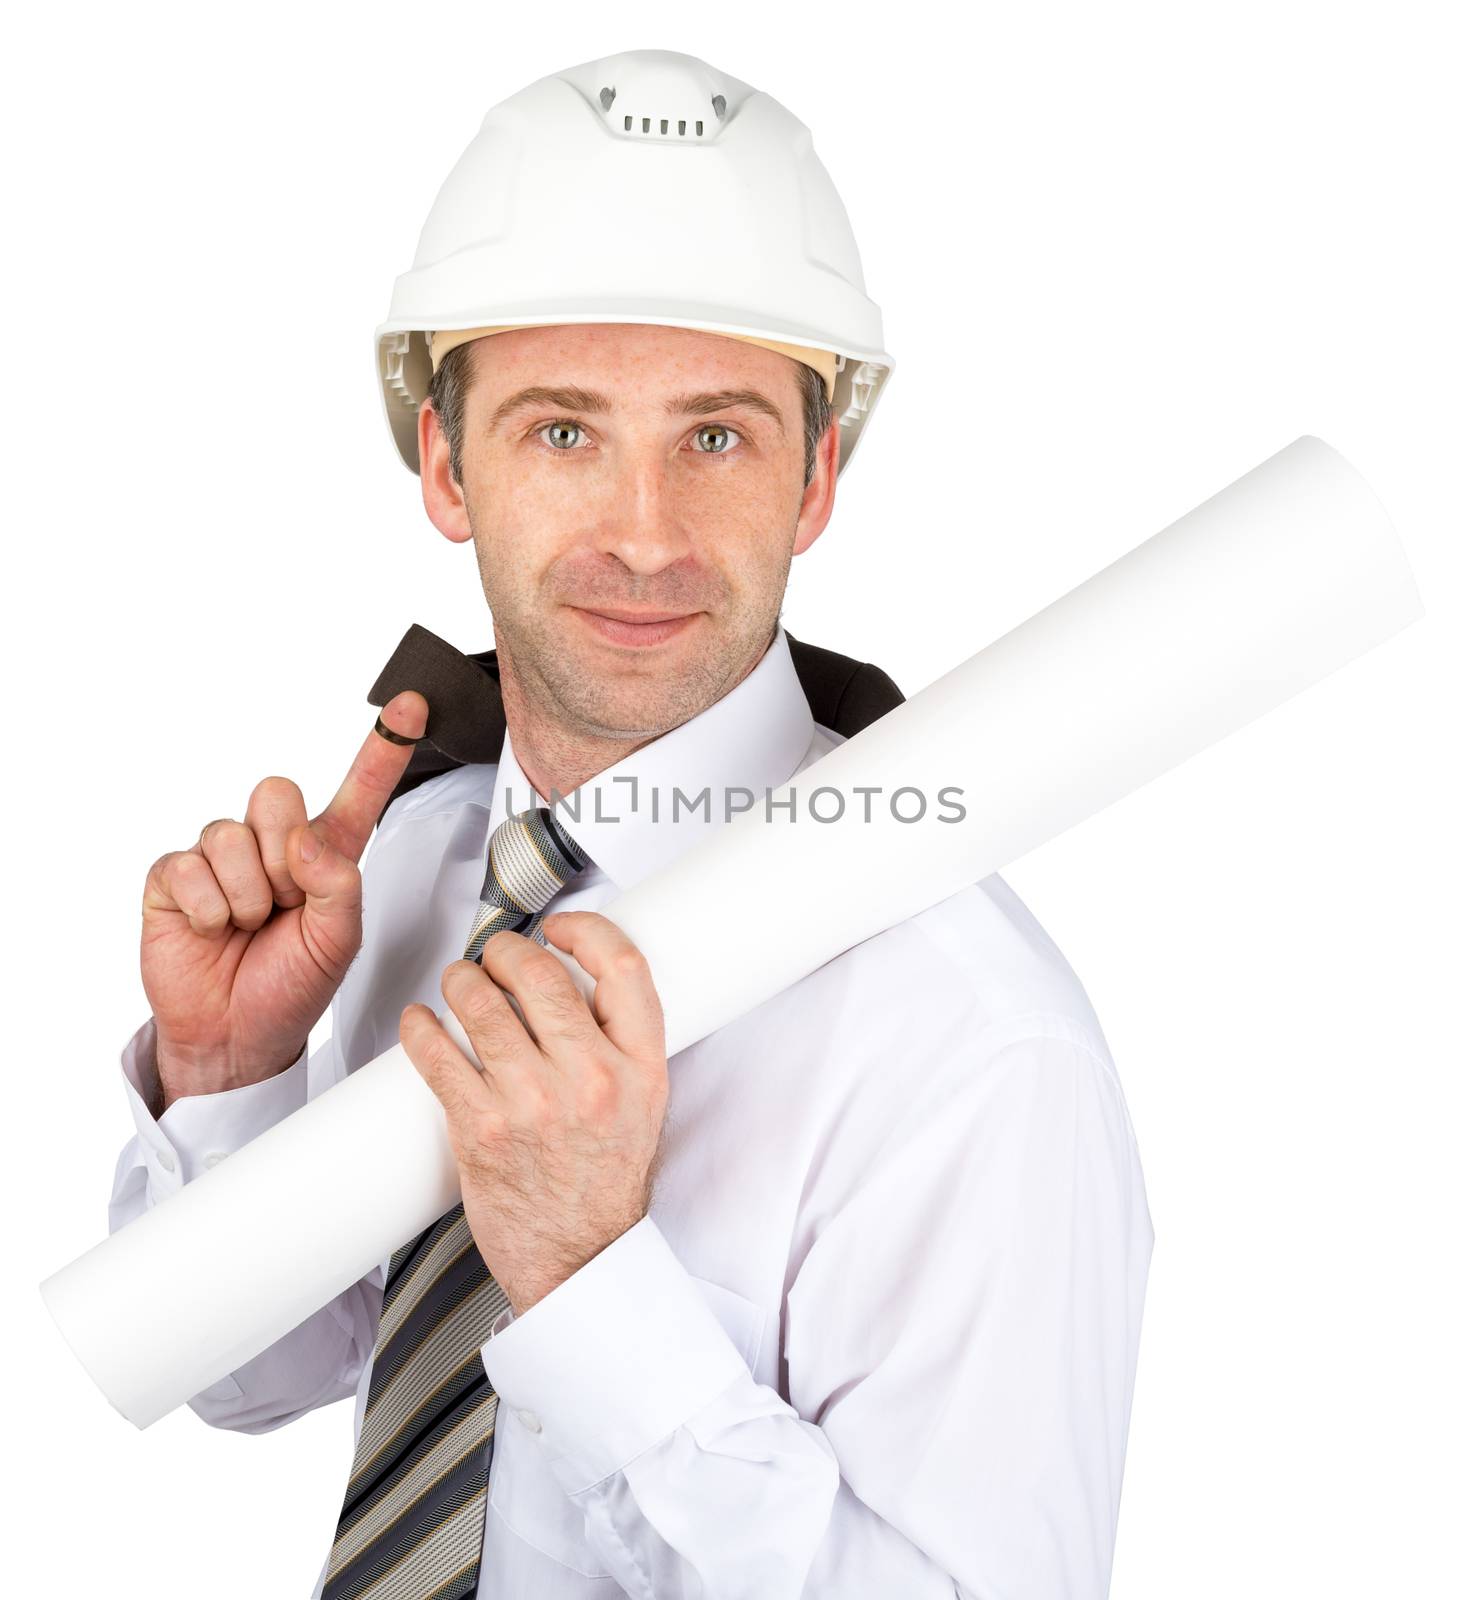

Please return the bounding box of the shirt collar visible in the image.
[484,621,815,893]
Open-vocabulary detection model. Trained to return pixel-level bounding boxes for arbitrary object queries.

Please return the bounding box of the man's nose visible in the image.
[591,450,695,575]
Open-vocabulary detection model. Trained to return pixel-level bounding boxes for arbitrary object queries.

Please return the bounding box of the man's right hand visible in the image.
[140,691,429,1113]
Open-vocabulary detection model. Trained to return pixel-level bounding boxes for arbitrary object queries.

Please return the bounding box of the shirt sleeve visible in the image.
[108,1014,385,1435]
[479,1027,1153,1599]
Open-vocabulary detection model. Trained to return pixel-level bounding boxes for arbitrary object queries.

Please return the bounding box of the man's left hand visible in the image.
[401,911,669,1317]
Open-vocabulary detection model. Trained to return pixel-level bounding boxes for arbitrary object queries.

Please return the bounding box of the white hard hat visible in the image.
[375,48,894,480]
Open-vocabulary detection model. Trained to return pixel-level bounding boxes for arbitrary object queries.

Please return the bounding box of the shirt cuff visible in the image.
[120,1014,310,1190]
[480,1214,750,1493]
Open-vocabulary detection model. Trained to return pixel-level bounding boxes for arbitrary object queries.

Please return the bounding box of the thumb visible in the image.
[287,822,364,968]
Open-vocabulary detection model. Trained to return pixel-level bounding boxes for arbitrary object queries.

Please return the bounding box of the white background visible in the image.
[6,2,1459,1594]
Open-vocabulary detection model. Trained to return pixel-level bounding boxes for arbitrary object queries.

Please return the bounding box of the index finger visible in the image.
[311,690,430,862]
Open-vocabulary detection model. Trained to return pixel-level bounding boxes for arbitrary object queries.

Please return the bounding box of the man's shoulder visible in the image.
[796,721,1105,1046]
[821,869,1114,1073]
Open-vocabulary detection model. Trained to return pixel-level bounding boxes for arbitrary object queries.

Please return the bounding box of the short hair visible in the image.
[425,338,836,490]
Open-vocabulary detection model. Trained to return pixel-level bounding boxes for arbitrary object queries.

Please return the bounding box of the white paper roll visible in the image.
[40,435,1423,1428]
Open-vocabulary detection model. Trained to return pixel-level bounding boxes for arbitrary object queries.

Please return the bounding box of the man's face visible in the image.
[419,323,837,742]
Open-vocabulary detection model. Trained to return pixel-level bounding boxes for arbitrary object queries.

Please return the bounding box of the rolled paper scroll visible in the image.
[40,435,1424,1428]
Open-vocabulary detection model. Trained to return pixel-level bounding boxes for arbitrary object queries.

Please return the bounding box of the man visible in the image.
[108,48,1152,1599]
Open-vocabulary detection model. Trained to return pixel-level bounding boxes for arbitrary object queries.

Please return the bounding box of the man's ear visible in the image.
[419,401,473,545]
[792,420,840,558]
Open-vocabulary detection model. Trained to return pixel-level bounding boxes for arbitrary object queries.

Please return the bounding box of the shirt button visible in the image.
[155,1147,176,1173]
[203,1152,224,1170]
[516,1409,542,1433]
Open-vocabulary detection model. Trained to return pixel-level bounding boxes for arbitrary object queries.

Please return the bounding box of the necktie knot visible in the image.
[464,805,587,961]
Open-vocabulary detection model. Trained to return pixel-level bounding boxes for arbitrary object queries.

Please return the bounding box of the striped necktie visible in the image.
[322,804,588,1600]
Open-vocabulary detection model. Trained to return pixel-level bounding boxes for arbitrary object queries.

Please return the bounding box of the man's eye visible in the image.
[690,424,743,455]
[537,421,588,450]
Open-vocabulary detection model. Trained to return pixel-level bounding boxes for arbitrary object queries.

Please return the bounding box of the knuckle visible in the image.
[460,986,509,1037]
[519,949,563,985]
[529,974,590,1027]
[250,774,303,808]
[424,1034,460,1075]
[171,850,217,895]
[146,849,177,886]
[447,981,518,1053]
[610,945,648,978]
[515,1084,557,1129]
[551,1015,599,1053]
[573,1062,620,1121]
[236,893,277,927]
[473,1105,513,1147]
[167,847,204,883]
[199,817,249,853]
[436,1080,472,1126]
[475,1020,523,1064]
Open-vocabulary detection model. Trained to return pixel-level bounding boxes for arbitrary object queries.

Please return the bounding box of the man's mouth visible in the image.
[568,606,703,648]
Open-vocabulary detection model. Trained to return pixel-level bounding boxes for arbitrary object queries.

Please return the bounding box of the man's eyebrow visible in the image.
[665,389,785,435]
[487,384,786,435]
[488,385,614,432]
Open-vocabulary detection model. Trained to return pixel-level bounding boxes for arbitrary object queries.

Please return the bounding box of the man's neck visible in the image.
[501,694,651,803]
[495,625,776,803]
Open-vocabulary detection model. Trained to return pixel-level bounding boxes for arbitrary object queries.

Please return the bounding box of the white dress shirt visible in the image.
[108,622,1154,1599]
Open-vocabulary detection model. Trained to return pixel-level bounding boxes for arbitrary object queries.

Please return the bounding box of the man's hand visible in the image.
[400,911,670,1317]
[142,691,430,1110]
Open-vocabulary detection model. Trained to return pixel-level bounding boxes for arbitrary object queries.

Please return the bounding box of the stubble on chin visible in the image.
[500,610,745,741]
[496,600,783,745]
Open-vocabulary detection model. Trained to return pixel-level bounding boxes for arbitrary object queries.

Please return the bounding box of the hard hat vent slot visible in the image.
[598,81,726,140]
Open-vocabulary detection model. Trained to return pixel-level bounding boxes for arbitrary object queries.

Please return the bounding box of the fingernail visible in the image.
[300,828,323,862]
